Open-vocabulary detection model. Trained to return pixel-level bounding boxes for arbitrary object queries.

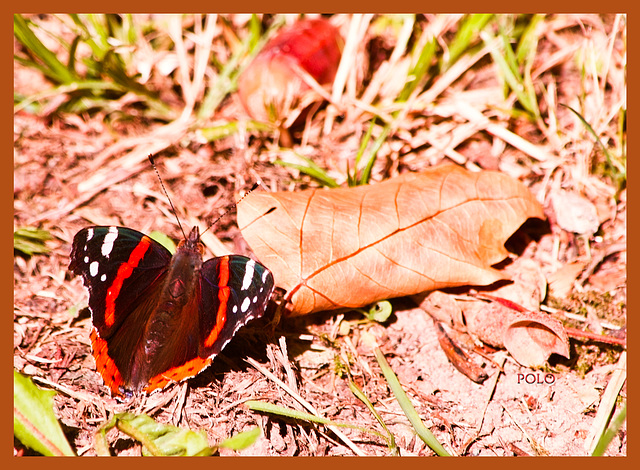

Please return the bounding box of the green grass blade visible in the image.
[246,400,387,443]
[14,80,122,113]
[348,380,399,454]
[374,347,451,456]
[14,14,76,84]
[591,403,626,456]
[247,401,333,425]
[217,427,261,451]
[359,124,391,185]
[497,17,519,76]
[246,14,263,50]
[68,14,105,59]
[350,117,377,186]
[516,14,545,65]
[275,152,340,188]
[399,36,436,103]
[442,14,492,71]
[483,29,538,119]
[508,15,543,120]
[355,21,436,188]
[354,118,376,169]
[560,104,626,182]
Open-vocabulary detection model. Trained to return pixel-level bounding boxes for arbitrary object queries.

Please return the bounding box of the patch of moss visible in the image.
[547,290,625,328]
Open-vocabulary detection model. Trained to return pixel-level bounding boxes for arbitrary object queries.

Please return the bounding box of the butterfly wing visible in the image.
[70,226,175,394]
[69,227,274,396]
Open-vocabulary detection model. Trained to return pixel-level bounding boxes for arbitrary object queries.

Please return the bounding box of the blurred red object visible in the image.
[237,18,343,127]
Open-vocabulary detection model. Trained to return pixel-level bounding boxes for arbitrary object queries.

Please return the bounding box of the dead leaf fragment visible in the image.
[239,165,544,315]
[550,189,600,235]
[434,321,489,384]
[502,311,570,367]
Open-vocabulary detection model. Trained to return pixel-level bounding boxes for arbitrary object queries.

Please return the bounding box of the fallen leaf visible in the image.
[434,321,489,384]
[502,310,570,367]
[237,18,342,126]
[239,165,544,315]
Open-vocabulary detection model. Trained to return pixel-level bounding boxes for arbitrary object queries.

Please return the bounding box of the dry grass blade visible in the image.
[454,104,553,163]
[245,400,390,448]
[324,14,373,134]
[169,14,218,118]
[585,351,626,455]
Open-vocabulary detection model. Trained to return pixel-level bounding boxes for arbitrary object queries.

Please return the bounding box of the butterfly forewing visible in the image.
[198,255,275,356]
[69,226,172,337]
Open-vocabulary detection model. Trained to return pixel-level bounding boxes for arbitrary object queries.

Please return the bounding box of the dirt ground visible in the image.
[14,14,626,456]
[12,111,627,456]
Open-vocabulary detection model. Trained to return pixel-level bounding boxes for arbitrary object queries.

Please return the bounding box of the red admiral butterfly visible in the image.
[69,223,274,398]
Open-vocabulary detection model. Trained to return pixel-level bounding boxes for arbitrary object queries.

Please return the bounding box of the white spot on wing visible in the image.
[241,259,256,291]
[84,256,89,264]
[89,261,99,277]
[262,269,269,283]
[86,227,94,241]
[101,226,118,258]
[241,297,251,313]
[100,274,106,282]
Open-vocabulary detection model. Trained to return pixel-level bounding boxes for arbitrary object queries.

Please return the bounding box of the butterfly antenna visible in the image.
[148,154,187,240]
[200,182,261,237]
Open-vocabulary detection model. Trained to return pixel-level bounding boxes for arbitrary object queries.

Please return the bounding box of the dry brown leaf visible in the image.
[502,311,570,367]
[434,321,489,384]
[238,165,544,316]
[548,260,587,298]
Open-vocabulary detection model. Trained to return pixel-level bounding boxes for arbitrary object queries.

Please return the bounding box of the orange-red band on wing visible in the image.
[90,328,125,395]
[204,256,230,348]
[104,236,152,327]
[144,356,212,393]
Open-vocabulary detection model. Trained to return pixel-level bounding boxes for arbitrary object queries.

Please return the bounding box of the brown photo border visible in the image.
[8,4,630,466]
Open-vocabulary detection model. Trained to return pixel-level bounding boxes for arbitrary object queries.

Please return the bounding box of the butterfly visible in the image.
[69,224,274,397]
